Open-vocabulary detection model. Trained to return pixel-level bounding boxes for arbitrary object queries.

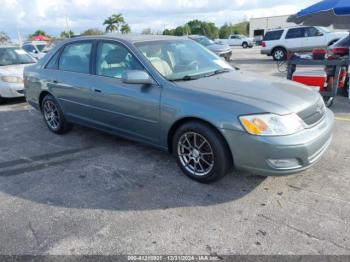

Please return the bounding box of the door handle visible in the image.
[94,89,102,93]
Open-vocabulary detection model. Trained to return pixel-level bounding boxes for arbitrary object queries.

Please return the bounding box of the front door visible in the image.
[89,41,161,143]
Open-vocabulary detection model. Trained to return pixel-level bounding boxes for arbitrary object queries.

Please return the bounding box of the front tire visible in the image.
[272,47,287,61]
[172,122,232,183]
[41,95,73,134]
[242,42,248,49]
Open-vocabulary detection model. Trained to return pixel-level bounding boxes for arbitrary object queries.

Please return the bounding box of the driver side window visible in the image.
[96,42,143,79]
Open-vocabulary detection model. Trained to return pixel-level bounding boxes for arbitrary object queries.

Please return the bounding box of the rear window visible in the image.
[334,36,350,47]
[264,30,283,41]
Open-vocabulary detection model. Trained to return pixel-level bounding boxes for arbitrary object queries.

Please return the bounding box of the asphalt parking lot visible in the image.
[0,47,350,255]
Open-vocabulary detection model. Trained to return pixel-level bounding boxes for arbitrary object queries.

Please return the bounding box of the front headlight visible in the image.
[239,113,304,136]
[1,76,23,83]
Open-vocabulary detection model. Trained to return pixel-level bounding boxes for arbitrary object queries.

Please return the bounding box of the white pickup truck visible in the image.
[215,35,254,48]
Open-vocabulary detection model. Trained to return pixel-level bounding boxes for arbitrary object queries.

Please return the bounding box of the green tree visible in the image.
[32,30,47,36]
[163,29,175,35]
[120,24,131,34]
[81,28,104,36]
[0,31,11,45]
[60,30,74,38]
[103,13,125,33]
[186,20,218,39]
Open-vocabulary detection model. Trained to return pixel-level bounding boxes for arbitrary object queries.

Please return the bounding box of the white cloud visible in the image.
[0,0,319,39]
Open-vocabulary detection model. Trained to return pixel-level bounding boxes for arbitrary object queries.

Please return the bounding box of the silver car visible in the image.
[0,47,36,103]
[24,35,334,183]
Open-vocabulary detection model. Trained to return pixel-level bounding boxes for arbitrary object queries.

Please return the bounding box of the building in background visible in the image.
[249,15,294,44]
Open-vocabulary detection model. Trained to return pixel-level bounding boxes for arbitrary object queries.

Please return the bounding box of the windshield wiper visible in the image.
[170,74,203,81]
[170,68,232,82]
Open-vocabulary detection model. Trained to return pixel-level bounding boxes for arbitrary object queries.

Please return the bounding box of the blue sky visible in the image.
[1,0,318,39]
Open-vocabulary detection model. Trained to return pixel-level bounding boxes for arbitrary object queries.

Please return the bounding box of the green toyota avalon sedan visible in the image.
[24,35,334,183]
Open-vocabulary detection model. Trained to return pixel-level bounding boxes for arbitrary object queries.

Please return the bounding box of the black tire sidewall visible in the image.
[242,42,248,48]
[273,48,286,61]
[172,122,231,183]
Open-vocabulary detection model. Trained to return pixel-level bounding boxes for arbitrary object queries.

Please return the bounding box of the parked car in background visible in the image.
[330,33,350,56]
[261,26,348,61]
[22,41,48,59]
[216,34,254,48]
[188,35,232,61]
[24,35,333,183]
[0,47,36,103]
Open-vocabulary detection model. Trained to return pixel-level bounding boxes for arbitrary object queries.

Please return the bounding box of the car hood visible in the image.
[207,43,231,52]
[178,71,320,115]
[0,64,27,77]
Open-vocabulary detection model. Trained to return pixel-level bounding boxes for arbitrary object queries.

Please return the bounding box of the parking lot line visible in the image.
[335,116,350,122]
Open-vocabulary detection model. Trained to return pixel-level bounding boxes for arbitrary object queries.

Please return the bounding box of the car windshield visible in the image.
[195,37,214,46]
[318,27,331,33]
[36,44,47,52]
[135,40,232,81]
[0,48,36,66]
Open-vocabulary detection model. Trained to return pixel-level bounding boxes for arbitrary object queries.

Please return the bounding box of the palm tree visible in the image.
[103,14,125,33]
[120,24,131,34]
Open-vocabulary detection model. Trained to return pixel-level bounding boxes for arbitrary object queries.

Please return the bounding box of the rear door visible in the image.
[284,28,305,52]
[44,40,94,121]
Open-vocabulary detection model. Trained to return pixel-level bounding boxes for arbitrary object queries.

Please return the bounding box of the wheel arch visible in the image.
[38,90,53,111]
[167,117,234,167]
[272,46,287,54]
[328,39,339,46]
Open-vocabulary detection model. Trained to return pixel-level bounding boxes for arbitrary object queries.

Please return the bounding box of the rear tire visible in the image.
[272,47,287,61]
[41,94,73,134]
[172,122,232,183]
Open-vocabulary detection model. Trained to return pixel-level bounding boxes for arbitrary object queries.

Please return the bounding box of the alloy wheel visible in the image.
[43,100,60,130]
[177,132,214,176]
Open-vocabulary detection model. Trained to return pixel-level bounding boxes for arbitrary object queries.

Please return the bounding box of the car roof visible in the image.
[267,26,311,32]
[65,34,183,44]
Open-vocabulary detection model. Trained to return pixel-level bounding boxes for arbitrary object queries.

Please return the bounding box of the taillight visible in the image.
[262,41,266,48]
[331,47,348,55]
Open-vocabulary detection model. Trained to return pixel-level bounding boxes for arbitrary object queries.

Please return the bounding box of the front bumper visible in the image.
[221,109,334,176]
[0,82,25,98]
[215,50,232,57]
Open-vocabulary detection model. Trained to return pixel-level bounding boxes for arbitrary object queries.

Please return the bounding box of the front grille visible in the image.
[297,99,326,126]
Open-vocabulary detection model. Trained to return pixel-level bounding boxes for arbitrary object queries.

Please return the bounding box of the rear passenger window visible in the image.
[96,42,143,79]
[285,28,305,39]
[264,30,283,41]
[59,42,92,74]
[45,50,60,69]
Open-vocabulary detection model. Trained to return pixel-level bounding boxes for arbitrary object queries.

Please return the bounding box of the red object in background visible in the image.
[292,71,327,91]
[32,35,50,41]
[331,47,349,56]
[312,48,327,60]
[262,41,266,48]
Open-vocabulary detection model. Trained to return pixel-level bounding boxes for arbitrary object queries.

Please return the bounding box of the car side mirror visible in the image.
[122,70,154,85]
